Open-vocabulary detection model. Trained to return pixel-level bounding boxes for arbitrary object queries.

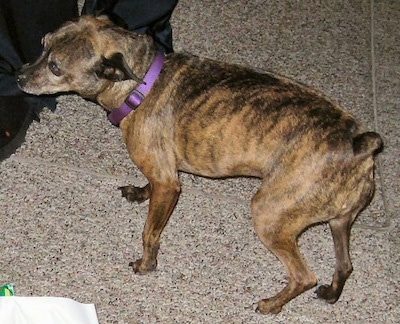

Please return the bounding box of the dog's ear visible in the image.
[87,0,128,28]
[96,53,144,83]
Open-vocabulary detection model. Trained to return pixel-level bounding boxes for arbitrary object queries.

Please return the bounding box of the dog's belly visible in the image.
[177,123,338,179]
[173,105,352,180]
[178,154,266,178]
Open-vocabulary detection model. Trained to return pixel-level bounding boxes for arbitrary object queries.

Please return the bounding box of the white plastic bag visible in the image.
[0,296,99,324]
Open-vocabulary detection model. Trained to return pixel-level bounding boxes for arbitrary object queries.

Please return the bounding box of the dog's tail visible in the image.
[352,131,383,157]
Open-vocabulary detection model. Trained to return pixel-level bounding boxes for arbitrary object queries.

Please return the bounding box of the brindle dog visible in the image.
[17,15,382,314]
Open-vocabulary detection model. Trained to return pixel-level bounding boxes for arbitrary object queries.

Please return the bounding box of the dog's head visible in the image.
[17,15,156,108]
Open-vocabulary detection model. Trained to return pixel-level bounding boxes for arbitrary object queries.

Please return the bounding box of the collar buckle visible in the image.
[107,52,165,126]
[126,89,145,108]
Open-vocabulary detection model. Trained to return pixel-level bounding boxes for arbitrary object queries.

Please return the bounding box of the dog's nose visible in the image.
[16,73,27,87]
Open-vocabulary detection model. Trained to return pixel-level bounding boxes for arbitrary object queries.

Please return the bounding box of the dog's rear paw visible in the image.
[129,258,157,274]
[255,298,283,315]
[119,185,150,203]
[315,285,340,304]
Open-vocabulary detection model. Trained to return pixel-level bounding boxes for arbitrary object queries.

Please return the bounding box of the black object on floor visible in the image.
[0,96,37,161]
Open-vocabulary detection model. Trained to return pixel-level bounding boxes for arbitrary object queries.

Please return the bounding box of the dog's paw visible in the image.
[119,185,149,203]
[315,285,339,304]
[129,258,157,274]
[254,298,283,315]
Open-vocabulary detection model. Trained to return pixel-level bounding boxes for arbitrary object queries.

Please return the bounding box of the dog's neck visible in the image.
[106,52,165,126]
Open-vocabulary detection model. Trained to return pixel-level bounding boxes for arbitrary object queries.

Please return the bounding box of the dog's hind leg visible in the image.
[316,157,376,303]
[315,214,355,303]
[130,179,181,274]
[251,188,318,314]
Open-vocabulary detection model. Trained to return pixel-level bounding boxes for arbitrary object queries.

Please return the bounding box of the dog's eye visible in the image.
[48,61,62,76]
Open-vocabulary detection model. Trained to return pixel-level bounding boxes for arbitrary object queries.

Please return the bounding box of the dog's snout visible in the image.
[16,72,28,87]
[16,62,37,88]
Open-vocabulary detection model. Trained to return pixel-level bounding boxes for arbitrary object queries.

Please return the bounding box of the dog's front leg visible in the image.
[130,180,181,274]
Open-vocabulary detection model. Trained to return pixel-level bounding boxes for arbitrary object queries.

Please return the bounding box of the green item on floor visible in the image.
[0,283,14,296]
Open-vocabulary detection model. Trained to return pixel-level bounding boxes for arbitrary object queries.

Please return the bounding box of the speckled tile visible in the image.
[15,95,138,178]
[373,0,400,68]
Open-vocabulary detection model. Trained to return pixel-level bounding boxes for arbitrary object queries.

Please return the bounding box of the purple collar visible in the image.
[108,52,165,126]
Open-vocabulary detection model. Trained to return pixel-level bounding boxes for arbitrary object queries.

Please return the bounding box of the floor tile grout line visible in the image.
[9,155,250,205]
[357,0,394,232]
[10,156,134,182]
[370,0,378,133]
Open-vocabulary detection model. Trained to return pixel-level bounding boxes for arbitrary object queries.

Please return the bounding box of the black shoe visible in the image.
[0,96,36,161]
